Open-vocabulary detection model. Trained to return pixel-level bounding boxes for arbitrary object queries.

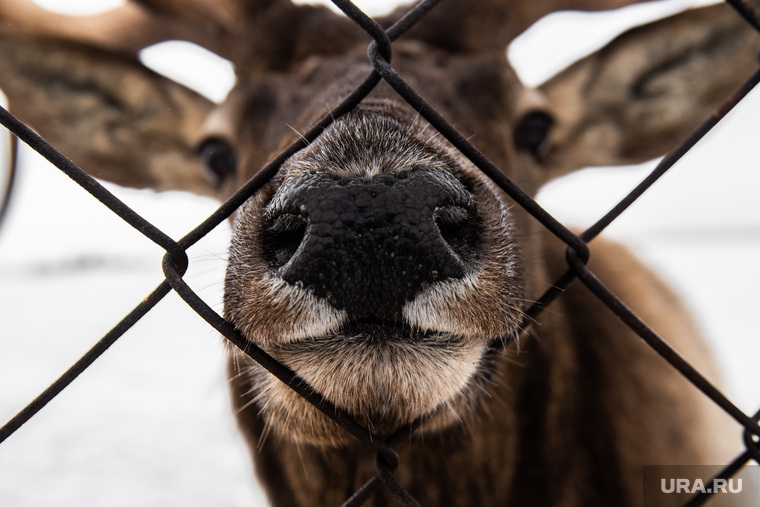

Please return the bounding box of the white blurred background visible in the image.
[0,0,758,506]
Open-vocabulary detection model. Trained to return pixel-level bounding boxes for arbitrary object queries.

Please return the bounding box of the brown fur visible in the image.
[0,1,758,505]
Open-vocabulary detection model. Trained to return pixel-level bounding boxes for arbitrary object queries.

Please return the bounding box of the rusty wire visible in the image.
[1,0,759,505]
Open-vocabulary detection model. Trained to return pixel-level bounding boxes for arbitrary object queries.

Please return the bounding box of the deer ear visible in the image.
[0,34,216,196]
[538,3,759,180]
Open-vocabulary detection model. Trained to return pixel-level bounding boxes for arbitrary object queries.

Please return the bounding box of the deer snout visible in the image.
[264,169,477,321]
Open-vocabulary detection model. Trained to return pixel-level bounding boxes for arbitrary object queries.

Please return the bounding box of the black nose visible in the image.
[264,169,476,320]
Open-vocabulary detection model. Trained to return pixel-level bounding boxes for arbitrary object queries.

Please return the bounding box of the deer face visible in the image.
[223,101,526,444]
[1,0,755,448]
[197,34,545,444]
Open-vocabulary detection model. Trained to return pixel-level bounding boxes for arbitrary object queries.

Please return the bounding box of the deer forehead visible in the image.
[201,41,537,189]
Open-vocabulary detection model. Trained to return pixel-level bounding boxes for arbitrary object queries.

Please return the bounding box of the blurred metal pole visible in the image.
[0,133,18,234]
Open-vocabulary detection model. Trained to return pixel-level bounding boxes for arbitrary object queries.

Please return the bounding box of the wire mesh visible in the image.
[1,0,759,505]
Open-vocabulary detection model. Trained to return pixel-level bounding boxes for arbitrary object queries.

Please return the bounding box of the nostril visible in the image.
[265,213,308,268]
[434,205,476,261]
[264,170,477,319]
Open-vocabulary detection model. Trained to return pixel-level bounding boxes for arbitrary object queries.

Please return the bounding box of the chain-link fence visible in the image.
[1,0,760,505]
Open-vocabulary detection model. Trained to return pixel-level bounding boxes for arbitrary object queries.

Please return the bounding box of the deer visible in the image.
[1,0,759,505]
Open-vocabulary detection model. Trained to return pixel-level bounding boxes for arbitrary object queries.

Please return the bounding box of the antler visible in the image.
[128,0,247,61]
[403,0,664,52]
[0,0,299,63]
[0,0,360,73]
[0,0,226,57]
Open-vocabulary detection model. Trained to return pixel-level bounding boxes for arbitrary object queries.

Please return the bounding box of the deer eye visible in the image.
[513,111,553,161]
[199,138,237,188]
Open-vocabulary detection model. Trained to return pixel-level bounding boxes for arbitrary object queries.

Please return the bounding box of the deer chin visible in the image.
[227,258,525,447]
[249,322,491,447]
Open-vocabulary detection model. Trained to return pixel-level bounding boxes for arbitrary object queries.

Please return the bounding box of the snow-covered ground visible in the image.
[1,1,759,506]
